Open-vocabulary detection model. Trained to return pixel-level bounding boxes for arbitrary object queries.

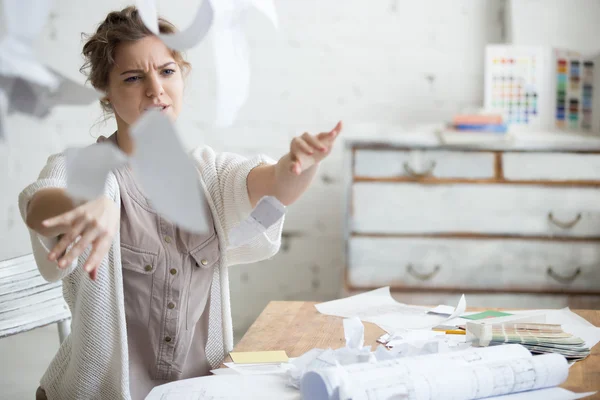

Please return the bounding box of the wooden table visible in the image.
[227,301,600,398]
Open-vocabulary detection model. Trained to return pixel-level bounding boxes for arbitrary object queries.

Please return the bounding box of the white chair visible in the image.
[0,254,71,343]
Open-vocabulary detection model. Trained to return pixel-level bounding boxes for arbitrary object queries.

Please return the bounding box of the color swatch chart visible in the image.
[556,56,594,131]
[488,55,540,127]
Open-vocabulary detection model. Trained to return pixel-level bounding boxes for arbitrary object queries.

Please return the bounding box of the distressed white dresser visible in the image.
[343,132,600,309]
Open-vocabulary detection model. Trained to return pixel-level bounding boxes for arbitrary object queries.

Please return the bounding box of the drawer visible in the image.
[347,237,600,293]
[354,149,495,179]
[503,152,600,181]
[352,182,600,237]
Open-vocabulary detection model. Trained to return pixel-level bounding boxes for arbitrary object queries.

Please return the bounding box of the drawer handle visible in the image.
[407,264,440,281]
[403,161,436,178]
[547,212,582,229]
[547,267,581,284]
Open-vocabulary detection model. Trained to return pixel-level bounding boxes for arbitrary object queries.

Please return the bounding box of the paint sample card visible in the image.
[485,46,543,127]
[462,310,513,320]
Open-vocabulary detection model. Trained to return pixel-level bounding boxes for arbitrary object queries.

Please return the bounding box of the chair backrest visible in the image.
[0,254,70,339]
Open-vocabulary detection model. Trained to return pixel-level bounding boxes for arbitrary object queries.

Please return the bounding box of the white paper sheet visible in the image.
[130,110,209,233]
[145,373,299,399]
[428,305,455,316]
[65,110,209,234]
[211,0,278,127]
[492,388,596,400]
[137,0,277,127]
[384,329,445,348]
[343,317,364,349]
[228,195,285,247]
[65,143,128,200]
[0,0,99,140]
[301,346,569,400]
[315,287,467,332]
[212,7,249,128]
[137,0,214,51]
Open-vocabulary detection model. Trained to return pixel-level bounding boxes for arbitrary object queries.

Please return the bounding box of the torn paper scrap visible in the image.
[136,0,214,51]
[0,37,58,89]
[343,317,364,349]
[138,0,279,127]
[428,304,456,316]
[3,0,54,47]
[1,67,99,121]
[211,0,278,127]
[65,143,127,201]
[384,329,445,348]
[376,333,391,344]
[446,294,467,321]
[228,195,285,247]
[213,17,249,127]
[0,0,100,140]
[130,110,209,234]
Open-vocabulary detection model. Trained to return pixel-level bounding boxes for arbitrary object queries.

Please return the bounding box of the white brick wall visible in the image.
[1,0,507,340]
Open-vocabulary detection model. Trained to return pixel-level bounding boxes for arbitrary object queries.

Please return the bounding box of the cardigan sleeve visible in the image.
[18,152,120,282]
[18,153,80,282]
[191,146,284,266]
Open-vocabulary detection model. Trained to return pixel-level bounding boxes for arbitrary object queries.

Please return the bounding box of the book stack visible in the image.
[450,114,508,133]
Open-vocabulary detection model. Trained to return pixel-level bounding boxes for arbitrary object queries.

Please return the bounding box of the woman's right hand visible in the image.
[42,196,120,280]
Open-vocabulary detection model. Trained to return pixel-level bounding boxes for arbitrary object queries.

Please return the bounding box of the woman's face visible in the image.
[106,35,183,130]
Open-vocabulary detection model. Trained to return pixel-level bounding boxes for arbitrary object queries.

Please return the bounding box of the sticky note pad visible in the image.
[229,350,289,364]
[462,310,513,320]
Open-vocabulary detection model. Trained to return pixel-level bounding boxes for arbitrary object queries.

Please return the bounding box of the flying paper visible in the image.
[211,0,278,126]
[136,0,214,51]
[0,0,99,140]
[136,0,278,127]
[66,110,209,234]
[65,143,128,201]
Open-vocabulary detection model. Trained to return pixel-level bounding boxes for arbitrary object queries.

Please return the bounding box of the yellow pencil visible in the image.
[432,328,466,335]
[443,329,466,335]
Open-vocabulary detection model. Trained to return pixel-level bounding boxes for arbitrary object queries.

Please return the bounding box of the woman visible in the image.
[19,6,341,400]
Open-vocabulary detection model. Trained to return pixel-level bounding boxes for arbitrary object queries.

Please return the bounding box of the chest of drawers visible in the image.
[343,133,600,309]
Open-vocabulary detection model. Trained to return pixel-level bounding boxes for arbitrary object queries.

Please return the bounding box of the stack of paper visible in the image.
[477,323,590,360]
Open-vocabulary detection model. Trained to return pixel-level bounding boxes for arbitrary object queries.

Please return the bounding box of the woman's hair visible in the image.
[80,6,191,114]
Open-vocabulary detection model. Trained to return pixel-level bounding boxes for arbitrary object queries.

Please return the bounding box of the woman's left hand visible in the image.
[288,121,343,175]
